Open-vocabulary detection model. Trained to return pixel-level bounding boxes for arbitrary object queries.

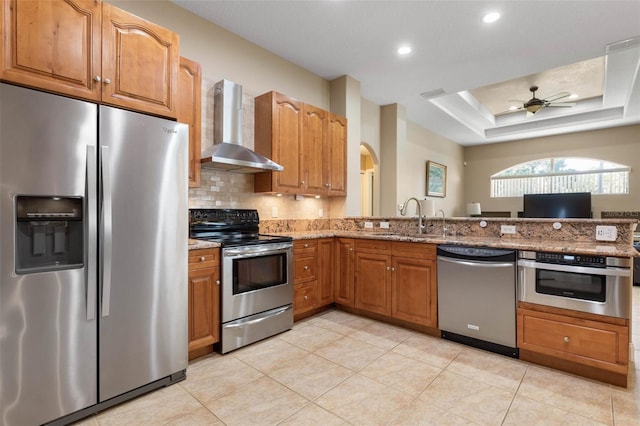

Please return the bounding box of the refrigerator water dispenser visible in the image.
[15,196,84,274]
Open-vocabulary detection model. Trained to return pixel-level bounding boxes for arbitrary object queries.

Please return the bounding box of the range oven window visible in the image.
[233,253,287,295]
[535,269,605,302]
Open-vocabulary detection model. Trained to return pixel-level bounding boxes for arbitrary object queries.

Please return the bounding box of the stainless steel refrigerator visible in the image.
[0,83,189,425]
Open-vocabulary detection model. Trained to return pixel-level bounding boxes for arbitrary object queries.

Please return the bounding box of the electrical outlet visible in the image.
[364,221,374,229]
[500,225,516,234]
[318,208,324,218]
[595,225,617,241]
[271,207,278,218]
[380,222,390,229]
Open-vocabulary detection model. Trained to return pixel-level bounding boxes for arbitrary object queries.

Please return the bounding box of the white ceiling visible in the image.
[171,0,640,146]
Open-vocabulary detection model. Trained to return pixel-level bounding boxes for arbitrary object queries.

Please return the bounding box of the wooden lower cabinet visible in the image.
[391,242,437,328]
[188,248,220,360]
[293,239,333,319]
[351,240,438,328]
[518,303,629,386]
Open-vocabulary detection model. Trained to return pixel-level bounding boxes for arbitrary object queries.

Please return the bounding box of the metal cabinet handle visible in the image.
[391,267,395,272]
[304,243,309,248]
[301,180,305,185]
[304,265,309,270]
[200,256,206,261]
[216,280,220,286]
[103,78,111,85]
[304,295,308,300]
[94,76,101,82]
[563,336,570,343]
[386,266,390,271]
[349,248,353,252]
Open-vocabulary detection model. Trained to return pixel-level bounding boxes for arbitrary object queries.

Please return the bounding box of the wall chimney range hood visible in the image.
[201,79,283,173]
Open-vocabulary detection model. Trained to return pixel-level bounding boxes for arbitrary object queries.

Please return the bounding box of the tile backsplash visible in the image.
[188,77,331,219]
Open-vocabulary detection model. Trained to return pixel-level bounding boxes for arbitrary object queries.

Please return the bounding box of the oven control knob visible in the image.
[563,336,570,343]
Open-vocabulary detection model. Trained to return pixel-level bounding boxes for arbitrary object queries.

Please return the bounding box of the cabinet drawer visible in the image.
[294,255,317,282]
[392,241,436,260]
[518,308,628,370]
[294,239,318,254]
[356,239,391,253]
[189,248,219,270]
[294,281,317,314]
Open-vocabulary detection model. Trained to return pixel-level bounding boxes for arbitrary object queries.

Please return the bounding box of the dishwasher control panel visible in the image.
[437,244,516,261]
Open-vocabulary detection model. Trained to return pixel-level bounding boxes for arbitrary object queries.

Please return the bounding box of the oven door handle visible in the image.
[224,305,292,328]
[518,259,630,277]
[223,246,291,259]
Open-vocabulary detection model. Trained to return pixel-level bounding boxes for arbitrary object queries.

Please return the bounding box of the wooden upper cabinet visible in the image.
[101,3,178,118]
[302,104,327,194]
[254,91,347,197]
[1,0,179,118]
[254,91,303,194]
[177,56,202,187]
[0,0,102,101]
[327,113,347,196]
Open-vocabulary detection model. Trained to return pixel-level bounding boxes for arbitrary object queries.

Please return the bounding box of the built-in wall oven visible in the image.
[189,209,293,353]
[518,251,632,318]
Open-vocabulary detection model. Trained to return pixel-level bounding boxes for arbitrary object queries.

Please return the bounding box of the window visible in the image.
[491,158,629,198]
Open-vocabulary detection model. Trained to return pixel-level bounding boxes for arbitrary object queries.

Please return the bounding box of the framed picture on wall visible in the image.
[426,161,447,197]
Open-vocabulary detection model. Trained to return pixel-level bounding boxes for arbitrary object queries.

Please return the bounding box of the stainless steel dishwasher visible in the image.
[437,245,518,357]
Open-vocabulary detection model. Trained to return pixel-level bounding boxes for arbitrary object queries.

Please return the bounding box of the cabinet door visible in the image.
[317,238,334,306]
[0,0,101,101]
[177,56,202,187]
[188,267,220,351]
[334,238,355,306]
[327,113,347,196]
[391,256,437,327]
[101,4,179,118]
[302,104,327,194]
[355,252,391,316]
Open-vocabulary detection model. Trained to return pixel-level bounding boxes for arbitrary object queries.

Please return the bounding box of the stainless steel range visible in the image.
[189,209,293,353]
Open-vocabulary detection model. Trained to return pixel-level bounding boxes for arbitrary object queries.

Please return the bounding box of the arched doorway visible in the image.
[360,143,378,216]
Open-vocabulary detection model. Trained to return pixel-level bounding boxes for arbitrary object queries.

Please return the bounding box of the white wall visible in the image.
[463,124,640,217]
[404,122,465,216]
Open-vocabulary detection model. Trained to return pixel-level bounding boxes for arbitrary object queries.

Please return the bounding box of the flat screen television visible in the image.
[523,192,592,218]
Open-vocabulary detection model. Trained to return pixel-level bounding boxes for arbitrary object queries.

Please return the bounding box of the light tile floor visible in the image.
[78,286,640,425]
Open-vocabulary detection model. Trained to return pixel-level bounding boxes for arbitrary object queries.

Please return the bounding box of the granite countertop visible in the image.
[273,231,639,257]
[188,238,221,250]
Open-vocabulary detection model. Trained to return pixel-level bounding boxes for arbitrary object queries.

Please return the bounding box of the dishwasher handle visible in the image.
[437,255,515,269]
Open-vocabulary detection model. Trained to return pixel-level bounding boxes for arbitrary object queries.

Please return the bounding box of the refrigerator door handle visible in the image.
[86,145,97,321]
[101,145,113,317]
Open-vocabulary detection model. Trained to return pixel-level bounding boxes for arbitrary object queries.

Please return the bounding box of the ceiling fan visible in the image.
[510,85,576,114]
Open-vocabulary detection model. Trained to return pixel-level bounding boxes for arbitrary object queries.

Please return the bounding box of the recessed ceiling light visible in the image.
[483,12,501,23]
[397,46,412,55]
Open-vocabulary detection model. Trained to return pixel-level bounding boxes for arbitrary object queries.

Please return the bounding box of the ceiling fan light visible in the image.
[526,104,543,113]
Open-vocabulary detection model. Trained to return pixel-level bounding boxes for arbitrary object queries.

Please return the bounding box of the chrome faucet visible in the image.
[400,197,425,234]
[438,209,448,237]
